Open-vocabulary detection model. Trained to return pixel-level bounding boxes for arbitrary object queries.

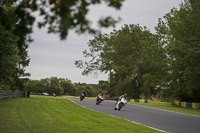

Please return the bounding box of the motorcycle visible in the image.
[80,93,85,101]
[114,97,127,111]
[96,95,104,105]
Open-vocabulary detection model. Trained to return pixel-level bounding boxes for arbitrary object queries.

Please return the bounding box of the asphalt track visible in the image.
[69,98,200,133]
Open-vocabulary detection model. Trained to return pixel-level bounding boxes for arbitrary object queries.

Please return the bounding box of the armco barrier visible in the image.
[140,99,145,103]
[0,90,24,100]
[174,100,180,106]
[181,102,186,108]
[134,99,139,102]
[186,102,192,108]
[174,101,200,109]
[130,99,134,103]
[192,103,200,109]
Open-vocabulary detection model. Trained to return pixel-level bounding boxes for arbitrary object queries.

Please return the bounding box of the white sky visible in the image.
[26,0,183,84]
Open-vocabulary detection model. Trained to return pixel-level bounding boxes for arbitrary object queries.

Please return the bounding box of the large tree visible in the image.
[75,24,166,98]
[0,1,33,90]
[0,26,20,90]
[156,0,200,102]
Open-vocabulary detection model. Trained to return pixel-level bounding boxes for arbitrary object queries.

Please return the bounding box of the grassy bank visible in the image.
[0,96,161,133]
[131,101,200,116]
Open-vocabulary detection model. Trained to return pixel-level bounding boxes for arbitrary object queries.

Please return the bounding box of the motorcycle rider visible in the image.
[96,92,104,104]
[97,92,104,100]
[80,90,86,101]
[81,90,87,96]
[115,93,127,108]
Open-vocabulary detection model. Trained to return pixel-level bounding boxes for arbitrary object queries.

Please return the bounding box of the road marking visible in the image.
[67,98,167,133]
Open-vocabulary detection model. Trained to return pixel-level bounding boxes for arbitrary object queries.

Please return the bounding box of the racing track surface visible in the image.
[69,98,200,133]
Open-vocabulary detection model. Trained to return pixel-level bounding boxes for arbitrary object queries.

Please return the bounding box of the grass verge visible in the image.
[131,101,200,116]
[0,96,162,133]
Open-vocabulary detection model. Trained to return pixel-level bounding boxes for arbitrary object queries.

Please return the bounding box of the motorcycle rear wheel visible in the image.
[117,103,123,111]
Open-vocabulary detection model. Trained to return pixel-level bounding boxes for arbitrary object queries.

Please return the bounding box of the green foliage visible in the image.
[156,0,200,102]
[9,0,125,40]
[76,24,166,98]
[98,80,109,90]
[26,77,99,96]
[0,1,31,90]
[76,0,200,102]
[0,26,20,90]
[60,78,76,95]
[49,77,64,96]
[26,77,65,96]
[0,0,125,91]
[74,82,99,96]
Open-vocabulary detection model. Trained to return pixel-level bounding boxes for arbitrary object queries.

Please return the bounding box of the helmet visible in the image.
[124,93,127,98]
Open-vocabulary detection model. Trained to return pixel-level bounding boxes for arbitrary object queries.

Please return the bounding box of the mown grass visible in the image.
[0,96,161,133]
[131,100,200,116]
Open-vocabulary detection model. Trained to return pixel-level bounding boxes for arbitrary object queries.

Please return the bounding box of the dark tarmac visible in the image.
[70,98,200,133]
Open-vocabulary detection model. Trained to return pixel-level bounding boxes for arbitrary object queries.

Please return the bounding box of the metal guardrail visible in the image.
[0,90,24,100]
[174,100,200,109]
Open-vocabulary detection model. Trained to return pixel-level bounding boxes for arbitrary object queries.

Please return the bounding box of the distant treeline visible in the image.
[25,77,109,97]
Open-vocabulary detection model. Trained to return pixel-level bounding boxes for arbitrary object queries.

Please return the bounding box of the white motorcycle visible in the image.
[114,97,127,111]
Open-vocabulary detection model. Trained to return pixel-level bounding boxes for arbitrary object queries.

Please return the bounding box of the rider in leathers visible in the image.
[116,93,127,108]
[97,92,104,100]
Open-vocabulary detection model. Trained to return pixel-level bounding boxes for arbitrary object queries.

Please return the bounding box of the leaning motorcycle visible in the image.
[80,93,85,101]
[96,95,104,105]
[114,97,127,111]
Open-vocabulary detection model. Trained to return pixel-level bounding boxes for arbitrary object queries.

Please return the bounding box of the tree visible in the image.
[0,26,20,90]
[0,1,32,90]
[156,0,200,102]
[60,78,76,95]
[98,80,109,90]
[5,0,125,40]
[0,0,125,90]
[74,83,98,97]
[46,77,63,96]
[76,24,165,98]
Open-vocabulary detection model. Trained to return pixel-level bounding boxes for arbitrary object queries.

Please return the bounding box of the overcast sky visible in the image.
[26,0,183,84]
